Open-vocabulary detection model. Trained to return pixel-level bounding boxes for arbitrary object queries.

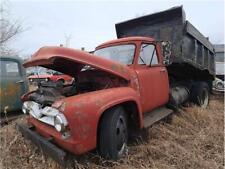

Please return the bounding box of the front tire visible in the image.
[99,106,128,160]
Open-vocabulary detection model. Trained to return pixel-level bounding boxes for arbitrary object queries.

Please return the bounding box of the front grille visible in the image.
[29,78,47,83]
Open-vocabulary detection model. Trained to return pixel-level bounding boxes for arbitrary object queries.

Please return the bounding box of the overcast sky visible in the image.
[7,0,225,57]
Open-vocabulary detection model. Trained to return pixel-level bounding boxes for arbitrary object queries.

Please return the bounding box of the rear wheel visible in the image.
[99,106,128,160]
[192,82,209,108]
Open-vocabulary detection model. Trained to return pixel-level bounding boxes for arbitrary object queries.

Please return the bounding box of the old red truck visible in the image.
[18,6,215,165]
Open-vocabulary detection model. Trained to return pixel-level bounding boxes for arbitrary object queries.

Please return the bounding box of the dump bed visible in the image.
[115,6,215,79]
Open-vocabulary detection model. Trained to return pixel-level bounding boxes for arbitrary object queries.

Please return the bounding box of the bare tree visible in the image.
[0,0,23,55]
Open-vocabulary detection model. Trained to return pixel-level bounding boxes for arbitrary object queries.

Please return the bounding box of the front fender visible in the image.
[57,87,142,154]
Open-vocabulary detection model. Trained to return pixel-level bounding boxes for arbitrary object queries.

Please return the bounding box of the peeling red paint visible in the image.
[23,36,169,156]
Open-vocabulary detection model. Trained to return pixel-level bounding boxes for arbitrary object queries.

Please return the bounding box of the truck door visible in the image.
[135,43,169,113]
[0,58,28,113]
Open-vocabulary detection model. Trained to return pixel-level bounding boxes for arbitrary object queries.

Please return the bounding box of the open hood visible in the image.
[24,46,131,81]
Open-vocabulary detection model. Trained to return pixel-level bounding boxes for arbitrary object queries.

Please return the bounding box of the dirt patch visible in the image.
[0,98,224,169]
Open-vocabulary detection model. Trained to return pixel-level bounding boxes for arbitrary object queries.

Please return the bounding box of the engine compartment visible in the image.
[28,69,128,106]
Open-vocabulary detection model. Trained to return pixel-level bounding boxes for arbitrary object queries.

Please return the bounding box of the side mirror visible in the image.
[161,41,172,65]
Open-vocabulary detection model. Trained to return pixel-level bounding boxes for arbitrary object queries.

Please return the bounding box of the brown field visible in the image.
[0,96,224,169]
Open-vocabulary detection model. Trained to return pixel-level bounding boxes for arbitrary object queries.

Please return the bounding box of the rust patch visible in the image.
[4,83,20,97]
[59,102,66,112]
[111,64,128,74]
[74,144,86,154]
[1,82,21,112]
[95,99,104,107]
[80,124,92,140]
[131,74,140,93]
[74,100,86,108]
[73,111,82,116]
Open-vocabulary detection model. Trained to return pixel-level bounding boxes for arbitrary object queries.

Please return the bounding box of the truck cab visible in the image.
[18,37,172,164]
[95,37,169,113]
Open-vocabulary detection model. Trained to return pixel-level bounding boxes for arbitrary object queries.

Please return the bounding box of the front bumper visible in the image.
[17,123,68,166]
[29,78,49,84]
[212,87,225,93]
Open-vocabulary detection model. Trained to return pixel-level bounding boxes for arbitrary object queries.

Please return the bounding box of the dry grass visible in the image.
[0,97,224,169]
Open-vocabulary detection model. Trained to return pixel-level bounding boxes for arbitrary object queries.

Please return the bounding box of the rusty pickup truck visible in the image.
[0,56,28,113]
[18,6,215,165]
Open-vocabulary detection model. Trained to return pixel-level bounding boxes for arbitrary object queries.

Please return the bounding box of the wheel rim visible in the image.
[115,115,127,156]
[200,88,209,108]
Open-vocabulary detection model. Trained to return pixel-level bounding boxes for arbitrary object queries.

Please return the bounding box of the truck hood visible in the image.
[23,46,131,81]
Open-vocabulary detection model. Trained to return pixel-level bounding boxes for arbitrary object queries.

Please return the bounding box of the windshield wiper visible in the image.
[150,48,156,66]
[139,56,146,65]
[139,45,148,65]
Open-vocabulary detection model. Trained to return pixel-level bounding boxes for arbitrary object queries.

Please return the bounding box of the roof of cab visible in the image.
[0,55,23,62]
[96,36,155,49]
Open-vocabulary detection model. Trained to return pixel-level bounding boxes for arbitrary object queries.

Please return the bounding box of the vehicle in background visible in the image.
[213,44,224,92]
[18,6,215,165]
[28,67,73,85]
[0,56,28,113]
[26,67,39,76]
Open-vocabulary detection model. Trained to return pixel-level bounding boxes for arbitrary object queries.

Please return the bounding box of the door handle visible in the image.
[160,69,166,72]
[16,80,24,83]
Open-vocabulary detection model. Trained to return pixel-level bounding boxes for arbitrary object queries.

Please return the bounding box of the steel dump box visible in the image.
[115,6,215,78]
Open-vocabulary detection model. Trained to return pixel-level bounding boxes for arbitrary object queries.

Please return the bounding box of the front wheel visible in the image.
[99,106,128,160]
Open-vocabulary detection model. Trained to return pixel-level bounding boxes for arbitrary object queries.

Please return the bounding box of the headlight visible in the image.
[22,101,41,118]
[29,79,33,82]
[216,81,224,90]
[54,114,68,132]
[22,104,28,114]
[45,78,49,82]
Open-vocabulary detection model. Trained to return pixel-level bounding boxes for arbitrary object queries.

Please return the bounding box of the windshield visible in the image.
[215,52,224,62]
[94,44,135,65]
[47,70,63,75]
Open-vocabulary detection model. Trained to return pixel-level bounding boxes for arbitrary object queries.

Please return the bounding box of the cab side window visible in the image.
[138,44,159,65]
[0,60,20,77]
[6,62,20,76]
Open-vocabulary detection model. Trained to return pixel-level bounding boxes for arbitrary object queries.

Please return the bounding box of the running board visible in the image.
[143,107,173,128]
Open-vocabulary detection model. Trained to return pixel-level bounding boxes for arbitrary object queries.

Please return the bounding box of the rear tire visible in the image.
[99,106,128,160]
[191,82,209,108]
